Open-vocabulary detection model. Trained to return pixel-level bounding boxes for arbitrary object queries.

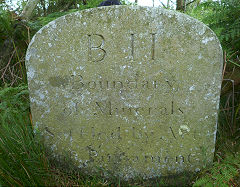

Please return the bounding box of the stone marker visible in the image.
[26,6,223,180]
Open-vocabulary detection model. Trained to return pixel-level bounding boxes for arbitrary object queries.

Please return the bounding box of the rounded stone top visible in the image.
[26,5,222,181]
[27,5,221,65]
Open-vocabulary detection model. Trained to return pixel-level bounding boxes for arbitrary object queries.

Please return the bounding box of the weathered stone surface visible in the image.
[26,6,223,180]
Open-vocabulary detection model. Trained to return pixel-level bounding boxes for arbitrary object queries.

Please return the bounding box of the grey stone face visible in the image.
[26,6,223,180]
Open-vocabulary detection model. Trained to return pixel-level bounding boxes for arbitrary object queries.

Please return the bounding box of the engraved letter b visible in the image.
[88,34,106,62]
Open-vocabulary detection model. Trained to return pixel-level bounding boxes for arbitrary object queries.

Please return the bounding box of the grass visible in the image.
[193,153,240,186]
[0,84,239,186]
[191,90,240,186]
[0,85,53,186]
[0,85,109,186]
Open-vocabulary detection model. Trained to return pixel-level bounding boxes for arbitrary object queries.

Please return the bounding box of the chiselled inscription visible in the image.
[81,150,199,165]
[49,75,180,93]
[94,101,183,116]
[131,34,134,60]
[151,33,156,60]
[62,100,184,117]
[88,34,106,62]
[56,72,184,117]
[74,125,193,148]
[86,33,159,62]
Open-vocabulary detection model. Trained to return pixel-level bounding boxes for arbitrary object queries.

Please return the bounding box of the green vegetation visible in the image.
[0,85,51,186]
[0,0,240,186]
[187,0,240,185]
[193,153,240,186]
[0,7,29,87]
[0,85,110,186]
[187,0,240,53]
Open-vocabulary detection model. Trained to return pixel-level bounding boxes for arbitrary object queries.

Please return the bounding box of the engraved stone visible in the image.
[26,6,223,180]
